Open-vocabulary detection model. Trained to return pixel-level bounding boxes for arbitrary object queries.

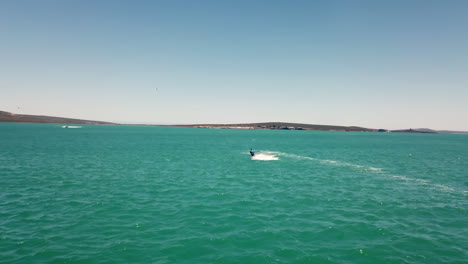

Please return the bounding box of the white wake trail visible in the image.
[260,151,461,194]
[251,152,279,161]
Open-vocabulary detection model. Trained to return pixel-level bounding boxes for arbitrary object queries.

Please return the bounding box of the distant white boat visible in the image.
[62,125,82,128]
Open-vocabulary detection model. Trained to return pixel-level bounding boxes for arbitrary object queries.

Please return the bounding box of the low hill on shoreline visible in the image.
[0,111,116,125]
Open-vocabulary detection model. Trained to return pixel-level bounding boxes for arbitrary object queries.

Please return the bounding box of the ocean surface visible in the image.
[1,123,467,264]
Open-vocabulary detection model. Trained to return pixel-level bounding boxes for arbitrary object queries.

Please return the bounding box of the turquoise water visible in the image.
[1,123,467,264]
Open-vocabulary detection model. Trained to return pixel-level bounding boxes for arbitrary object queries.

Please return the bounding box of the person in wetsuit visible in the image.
[249,148,255,156]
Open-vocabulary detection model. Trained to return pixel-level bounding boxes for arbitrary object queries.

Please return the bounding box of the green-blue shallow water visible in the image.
[1,123,467,264]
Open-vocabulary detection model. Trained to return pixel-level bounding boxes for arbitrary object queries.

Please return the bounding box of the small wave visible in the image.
[62,125,82,129]
[391,175,429,184]
[391,175,457,192]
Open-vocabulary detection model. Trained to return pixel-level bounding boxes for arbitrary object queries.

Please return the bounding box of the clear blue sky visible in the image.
[1,0,467,130]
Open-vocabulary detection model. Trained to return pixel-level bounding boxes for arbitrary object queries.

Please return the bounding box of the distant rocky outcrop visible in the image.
[0,111,116,125]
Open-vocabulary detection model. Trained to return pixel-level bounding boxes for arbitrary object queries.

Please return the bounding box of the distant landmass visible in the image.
[175,122,375,132]
[390,128,437,133]
[1,110,467,134]
[437,130,468,134]
[390,128,468,134]
[0,111,116,125]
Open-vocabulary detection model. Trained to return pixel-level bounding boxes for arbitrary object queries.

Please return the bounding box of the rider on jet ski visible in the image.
[249,148,255,157]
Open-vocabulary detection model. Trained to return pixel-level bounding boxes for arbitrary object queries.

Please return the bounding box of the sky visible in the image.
[1,0,467,130]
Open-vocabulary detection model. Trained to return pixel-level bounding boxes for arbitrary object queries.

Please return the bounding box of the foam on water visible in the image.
[62,125,82,128]
[251,152,279,161]
[266,151,384,173]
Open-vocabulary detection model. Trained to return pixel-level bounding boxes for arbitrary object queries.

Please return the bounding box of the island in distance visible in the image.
[1,110,467,134]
